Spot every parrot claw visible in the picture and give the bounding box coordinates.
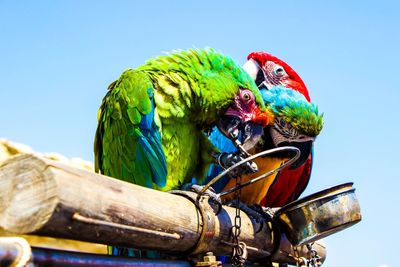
[216,152,259,176]
[183,183,222,213]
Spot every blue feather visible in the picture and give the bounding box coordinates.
[260,86,319,115]
[137,98,167,187]
[206,128,238,191]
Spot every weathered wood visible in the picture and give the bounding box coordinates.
[0,154,202,253]
[0,154,325,264]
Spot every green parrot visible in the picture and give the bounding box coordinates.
[94,48,272,195]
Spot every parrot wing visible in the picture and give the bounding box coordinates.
[94,69,167,188]
[288,151,313,202]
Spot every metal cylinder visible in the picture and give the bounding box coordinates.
[30,247,191,267]
[0,237,32,267]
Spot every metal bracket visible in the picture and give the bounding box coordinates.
[169,190,218,256]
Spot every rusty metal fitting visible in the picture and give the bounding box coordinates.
[196,252,222,267]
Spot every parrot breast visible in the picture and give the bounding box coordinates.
[221,157,285,205]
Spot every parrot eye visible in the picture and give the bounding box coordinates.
[242,92,252,102]
[274,65,286,76]
[276,117,286,128]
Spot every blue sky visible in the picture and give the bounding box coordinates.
[0,1,399,266]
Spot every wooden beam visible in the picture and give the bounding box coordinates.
[0,154,325,264]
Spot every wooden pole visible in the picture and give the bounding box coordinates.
[0,154,325,264]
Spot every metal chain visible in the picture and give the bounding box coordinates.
[293,243,322,267]
[306,243,322,267]
[231,175,247,267]
[293,245,302,267]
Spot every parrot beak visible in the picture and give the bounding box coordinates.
[217,116,264,153]
[279,140,313,169]
[241,121,264,151]
[268,123,316,169]
[242,58,272,90]
[217,115,241,140]
[242,58,261,81]
[292,141,313,168]
[242,59,270,89]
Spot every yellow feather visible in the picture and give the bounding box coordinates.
[221,157,286,205]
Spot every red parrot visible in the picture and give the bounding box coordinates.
[243,51,317,207]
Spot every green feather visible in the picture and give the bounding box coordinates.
[261,86,323,136]
[95,48,267,192]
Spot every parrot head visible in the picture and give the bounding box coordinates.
[244,51,310,101]
[218,88,272,152]
[260,86,323,168]
[242,52,321,168]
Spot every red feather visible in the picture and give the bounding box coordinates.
[260,154,313,207]
[247,52,311,102]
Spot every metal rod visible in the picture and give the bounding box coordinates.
[199,146,300,197]
[233,139,251,157]
[221,147,299,196]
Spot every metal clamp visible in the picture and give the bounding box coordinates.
[169,190,218,256]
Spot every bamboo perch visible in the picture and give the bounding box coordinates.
[0,154,325,264]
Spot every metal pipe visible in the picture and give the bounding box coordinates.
[30,247,191,267]
[0,237,32,267]
[0,243,191,267]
